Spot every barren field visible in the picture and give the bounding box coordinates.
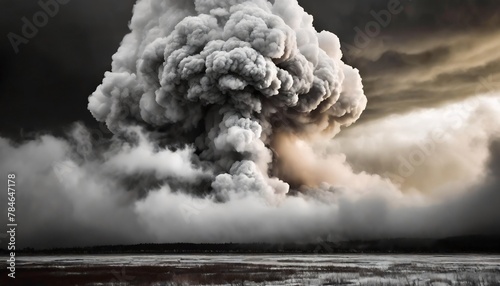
[2,254,500,285]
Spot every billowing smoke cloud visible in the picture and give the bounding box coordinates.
[304,0,500,122]
[1,0,500,249]
[88,0,367,195]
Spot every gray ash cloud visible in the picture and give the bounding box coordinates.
[88,0,367,196]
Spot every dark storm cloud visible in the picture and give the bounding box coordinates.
[298,0,500,121]
[299,0,500,39]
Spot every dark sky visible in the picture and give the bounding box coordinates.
[0,0,135,137]
[1,0,500,137]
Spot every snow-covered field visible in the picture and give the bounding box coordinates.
[12,254,500,285]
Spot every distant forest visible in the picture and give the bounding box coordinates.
[3,235,500,255]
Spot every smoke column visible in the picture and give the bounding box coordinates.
[2,0,500,249]
[88,0,367,199]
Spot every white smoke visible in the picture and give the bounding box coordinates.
[88,0,367,199]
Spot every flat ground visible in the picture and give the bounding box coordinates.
[1,254,500,285]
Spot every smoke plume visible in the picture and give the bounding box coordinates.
[1,0,500,249]
[88,0,367,195]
